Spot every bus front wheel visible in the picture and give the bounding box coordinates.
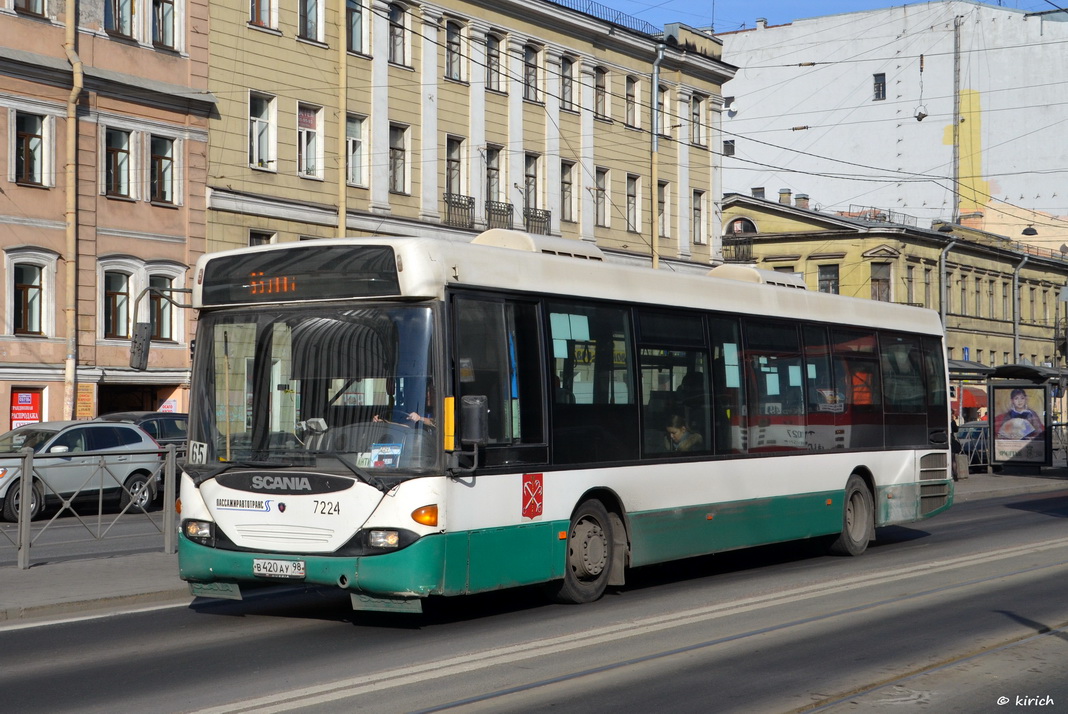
[551,499,615,604]
[829,475,874,556]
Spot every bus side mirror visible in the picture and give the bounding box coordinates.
[460,395,489,446]
[130,322,153,371]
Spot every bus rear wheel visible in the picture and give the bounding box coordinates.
[829,475,873,556]
[551,499,615,604]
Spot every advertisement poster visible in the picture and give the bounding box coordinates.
[991,386,1047,464]
[10,390,42,428]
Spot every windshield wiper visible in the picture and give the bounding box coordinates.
[186,460,295,485]
[328,451,390,493]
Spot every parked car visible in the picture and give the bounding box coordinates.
[0,421,162,522]
[95,411,188,450]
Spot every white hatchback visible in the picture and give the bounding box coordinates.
[0,420,162,522]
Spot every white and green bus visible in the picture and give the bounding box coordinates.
[176,230,953,612]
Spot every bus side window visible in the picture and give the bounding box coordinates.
[742,319,806,453]
[832,328,884,449]
[708,316,744,455]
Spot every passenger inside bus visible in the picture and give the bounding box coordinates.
[665,414,704,452]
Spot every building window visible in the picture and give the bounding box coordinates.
[723,139,736,157]
[524,45,540,102]
[345,0,364,53]
[13,264,42,335]
[594,67,608,118]
[626,175,639,232]
[560,160,575,223]
[625,76,638,127]
[153,0,176,48]
[692,189,706,245]
[104,271,131,339]
[873,73,886,101]
[297,104,323,179]
[106,0,134,37]
[389,123,407,193]
[523,154,538,210]
[149,135,175,204]
[346,114,365,185]
[14,112,47,186]
[819,264,840,294]
[871,262,891,302]
[906,265,915,304]
[446,137,464,196]
[149,275,174,341]
[657,181,670,239]
[560,57,575,111]
[15,0,45,16]
[249,230,274,246]
[486,35,503,92]
[1003,282,1010,319]
[249,93,276,169]
[691,95,706,145]
[595,167,608,227]
[656,85,667,136]
[299,0,321,41]
[444,21,464,81]
[104,128,131,197]
[924,268,932,308]
[250,0,274,27]
[485,145,501,201]
[388,4,407,65]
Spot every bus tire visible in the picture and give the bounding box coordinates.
[550,499,615,604]
[829,475,873,557]
[2,479,43,522]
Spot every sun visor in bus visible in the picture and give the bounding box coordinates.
[707,264,807,289]
[471,229,605,261]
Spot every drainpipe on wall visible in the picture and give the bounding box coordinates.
[650,43,665,270]
[1014,255,1029,362]
[63,0,84,420]
[938,239,958,327]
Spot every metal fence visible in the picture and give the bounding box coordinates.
[4,445,179,569]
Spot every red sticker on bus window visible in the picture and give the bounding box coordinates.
[523,473,543,520]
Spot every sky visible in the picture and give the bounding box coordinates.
[601,0,1061,32]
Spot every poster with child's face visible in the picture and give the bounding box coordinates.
[991,386,1046,464]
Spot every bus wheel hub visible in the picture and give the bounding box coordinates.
[573,521,607,578]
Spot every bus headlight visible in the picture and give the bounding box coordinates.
[368,530,400,548]
[183,519,214,545]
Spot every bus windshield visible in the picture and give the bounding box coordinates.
[186,304,438,480]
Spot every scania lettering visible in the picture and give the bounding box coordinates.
[173,231,953,614]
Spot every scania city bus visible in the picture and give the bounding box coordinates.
[173,230,953,612]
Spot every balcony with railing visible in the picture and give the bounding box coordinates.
[523,207,551,235]
[486,201,514,230]
[443,193,475,229]
[721,235,754,263]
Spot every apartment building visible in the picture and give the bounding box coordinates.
[205,0,735,269]
[0,0,211,429]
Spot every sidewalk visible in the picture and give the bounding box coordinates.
[2,468,1066,625]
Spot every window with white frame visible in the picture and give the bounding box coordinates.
[656,85,668,137]
[594,167,608,227]
[249,92,276,169]
[560,160,575,222]
[297,104,323,179]
[149,135,176,204]
[104,127,132,197]
[388,4,408,66]
[298,0,322,42]
[485,145,502,201]
[388,123,408,193]
[445,21,464,81]
[5,249,57,337]
[626,174,639,232]
[523,154,538,210]
[153,0,176,49]
[625,76,638,127]
[347,0,365,53]
[106,0,134,38]
[594,67,608,119]
[13,111,53,187]
[249,230,274,246]
[560,56,575,111]
[692,189,706,245]
[691,94,706,145]
[486,35,503,92]
[346,114,366,185]
[15,0,46,16]
[149,274,174,341]
[523,44,540,102]
[446,136,464,196]
[250,0,275,28]
[658,181,670,238]
[103,270,131,339]
[723,139,735,157]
